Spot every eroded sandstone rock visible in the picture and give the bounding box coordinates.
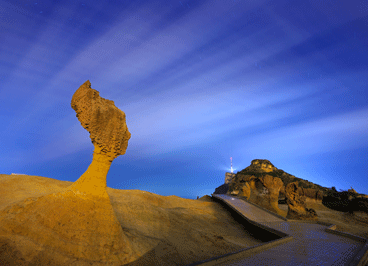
[68,80,131,198]
[246,159,277,173]
[0,80,138,265]
[230,174,284,216]
[247,175,284,215]
[285,182,317,220]
[304,188,324,201]
[238,182,251,199]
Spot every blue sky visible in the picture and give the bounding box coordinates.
[1,0,368,199]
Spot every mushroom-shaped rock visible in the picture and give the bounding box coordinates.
[0,81,140,265]
[67,80,131,198]
[285,182,318,220]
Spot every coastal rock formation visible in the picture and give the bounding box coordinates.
[348,187,358,194]
[225,172,235,184]
[216,159,329,201]
[304,188,324,201]
[285,182,318,220]
[245,159,277,173]
[68,80,131,198]
[279,185,286,199]
[238,182,251,199]
[0,174,264,266]
[229,173,284,216]
[0,80,139,265]
[246,175,284,215]
[214,183,229,194]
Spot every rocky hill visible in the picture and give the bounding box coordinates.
[216,159,331,200]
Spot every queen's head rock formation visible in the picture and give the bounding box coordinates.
[67,80,131,199]
[0,80,141,265]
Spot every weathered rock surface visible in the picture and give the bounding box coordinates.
[216,159,329,203]
[0,81,137,265]
[225,172,235,184]
[244,159,277,173]
[304,188,324,201]
[238,182,251,199]
[246,175,284,216]
[228,173,284,216]
[285,182,318,220]
[68,80,131,198]
[0,175,263,266]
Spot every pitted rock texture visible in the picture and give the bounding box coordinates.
[71,80,131,161]
[285,182,318,220]
[0,81,137,265]
[68,80,131,199]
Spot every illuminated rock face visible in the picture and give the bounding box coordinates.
[68,80,131,198]
[285,182,318,220]
[230,174,284,216]
[225,172,235,184]
[0,81,138,265]
[248,159,276,173]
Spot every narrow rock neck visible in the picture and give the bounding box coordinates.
[68,151,113,199]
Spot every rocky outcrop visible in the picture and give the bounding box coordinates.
[238,182,250,199]
[285,182,317,220]
[228,173,284,216]
[214,183,229,194]
[68,80,131,198]
[304,188,324,201]
[323,188,368,214]
[348,187,358,194]
[244,159,277,173]
[225,172,235,184]
[0,80,139,265]
[246,175,284,215]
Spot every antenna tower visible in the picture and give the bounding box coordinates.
[230,157,233,173]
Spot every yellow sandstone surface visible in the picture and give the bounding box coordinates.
[0,81,262,265]
[0,174,263,266]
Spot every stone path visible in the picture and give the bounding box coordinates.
[189,194,368,266]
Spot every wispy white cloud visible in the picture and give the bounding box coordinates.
[239,107,368,158]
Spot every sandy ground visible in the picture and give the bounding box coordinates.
[0,174,263,266]
[278,198,368,239]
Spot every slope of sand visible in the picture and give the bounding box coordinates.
[0,174,263,266]
[278,198,368,239]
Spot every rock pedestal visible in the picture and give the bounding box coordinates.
[0,80,138,265]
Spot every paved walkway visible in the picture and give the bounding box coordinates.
[192,194,368,266]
